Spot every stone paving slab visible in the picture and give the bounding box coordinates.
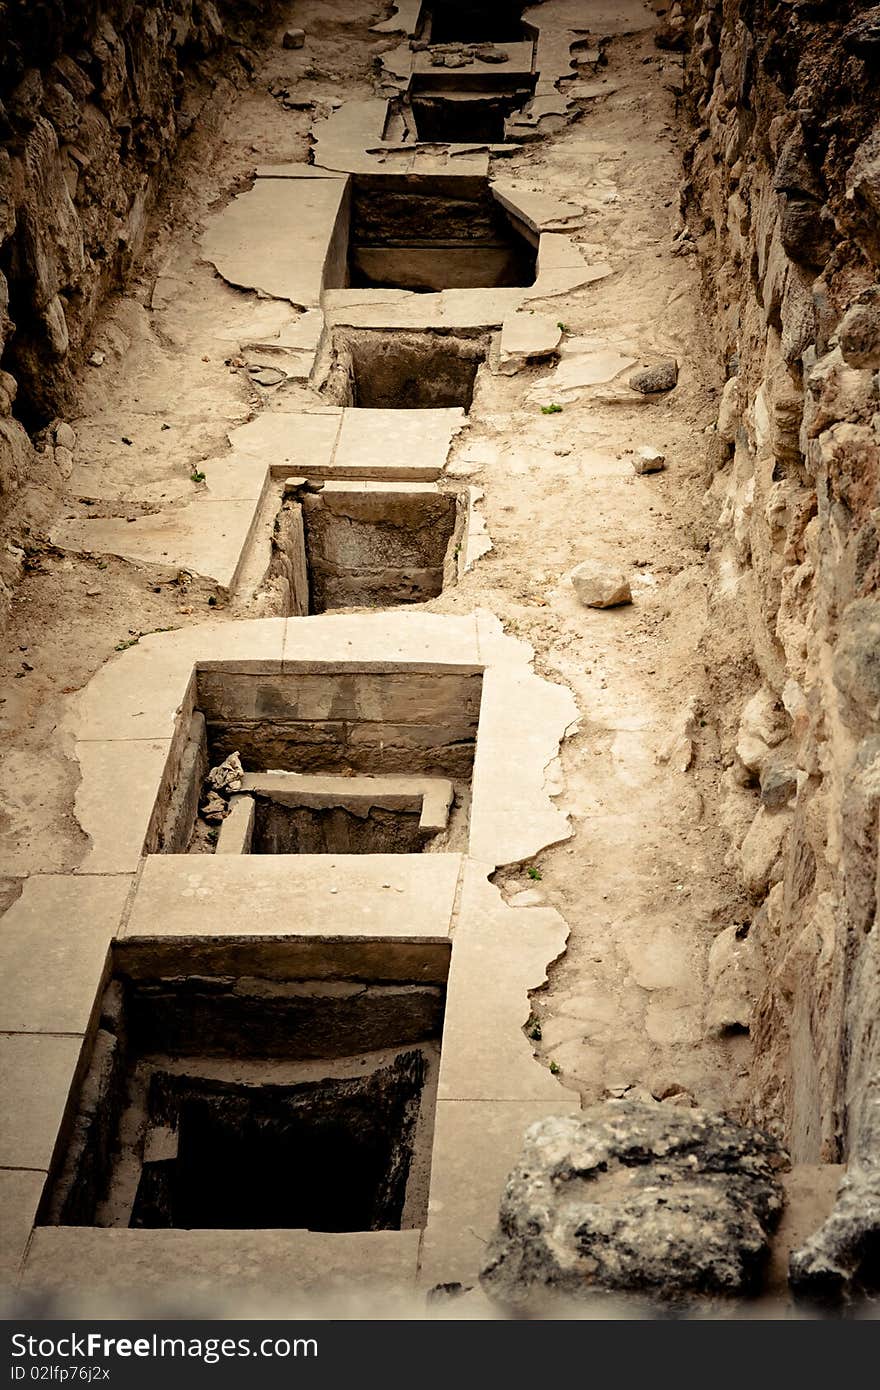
[420,1100,569,1289]
[491,181,584,234]
[123,853,464,942]
[437,866,569,1103]
[229,408,462,482]
[51,495,265,593]
[0,876,130,1034]
[0,1034,85,1171]
[201,176,349,307]
[74,740,173,875]
[21,1228,420,1299]
[70,618,285,741]
[0,1171,45,1288]
[281,610,481,671]
[333,408,465,480]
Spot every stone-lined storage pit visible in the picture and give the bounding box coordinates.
[265,482,466,614]
[215,773,455,855]
[152,665,482,856]
[408,77,537,144]
[321,330,489,411]
[42,940,447,1233]
[423,1,529,45]
[346,174,536,291]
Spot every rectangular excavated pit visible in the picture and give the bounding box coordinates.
[409,85,535,144]
[322,330,488,410]
[425,1,528,44]
[344,174,536,291]
[266,483,465,614]
[42,941,448,1233]
[152,666,482,856]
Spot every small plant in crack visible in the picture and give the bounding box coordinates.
[540,403,564,415]
[190,469,206,484]
[526,1013,542,1042]
[114,634,141,651]
[549,1060,561,1076]
[527,866,543,881]
[556,322,569,333]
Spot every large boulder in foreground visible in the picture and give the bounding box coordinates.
[480,1102,789,1309]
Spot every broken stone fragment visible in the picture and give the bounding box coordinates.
[706,924,764,1035]
[498,313,563,373]
[53,421,76,451]
[837,297,880,370]
[205,751,244,796]
[249,366,287,387]
[759,760,798,810]
[740,804,791,900]
[200,791,229,823]
[633,445,666,474]
[735,685,789,779]
[480,1102,788,1309]
[629,359,679,394]
[473,45,509,64]
[571,562,632,608]
[657,695,699,771]
[282,28,305,49]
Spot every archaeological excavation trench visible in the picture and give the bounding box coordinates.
[0,0,879,1324]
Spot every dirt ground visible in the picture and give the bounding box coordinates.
[0,3,753,1116]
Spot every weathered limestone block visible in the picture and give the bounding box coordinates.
[480,1103,788,1308]
[838,296,880,370]
[706,924,765,1035]
[736,685,789,778]
[571,563,632,609]
[741,804,791,900]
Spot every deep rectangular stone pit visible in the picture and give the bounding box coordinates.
[424,1,529,44]
[265,483,465,614]
[152,666,482,856]
[344,174,536,291]
[41,941,448,1234]
[408,81,536,144]
[322,329,488,410]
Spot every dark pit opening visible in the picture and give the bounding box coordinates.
[131,1054,426,1232]
[324,330,488,410]
[43,945,448,1234]
[266,484,464,615]
[149,667,482,856]
[426,1,528,44]
[250,799,428,854]
[347,174,536,291]
[410,88,532,144]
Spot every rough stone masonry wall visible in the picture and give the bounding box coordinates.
[678,0,880,1289]
[0,0,279,622]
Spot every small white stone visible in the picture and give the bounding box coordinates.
[633,446,666,474]
[571,562,632,609]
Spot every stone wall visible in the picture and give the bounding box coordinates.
[0,0,278,622]
[679,0,880,1291]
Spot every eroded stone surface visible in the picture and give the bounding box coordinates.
[480,1102,789,1308]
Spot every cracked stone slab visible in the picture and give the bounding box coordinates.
[528,339,636,401]
[493,182,584,233]
[201,176,348,307]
